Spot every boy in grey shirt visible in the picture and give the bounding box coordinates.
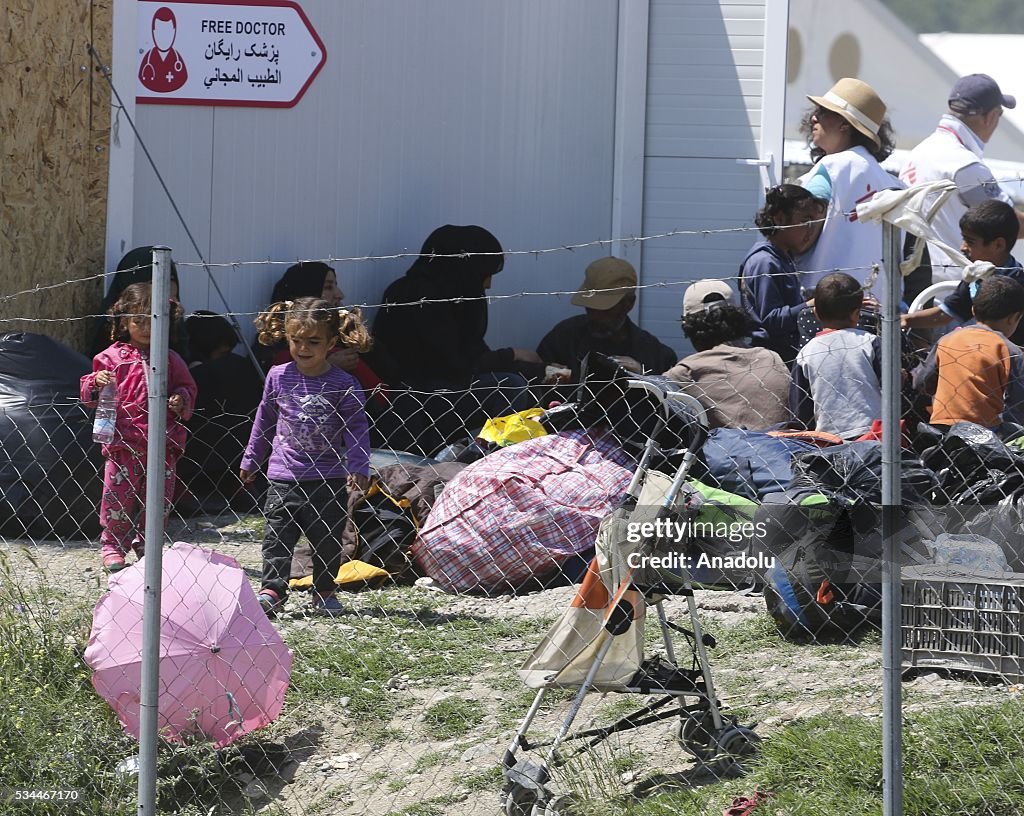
[791,273,883,439]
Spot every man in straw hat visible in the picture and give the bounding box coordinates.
[900,73,1024,283]
[536,256,677,381]
[795,77,902,305]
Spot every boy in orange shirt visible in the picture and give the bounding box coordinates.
[912,275,1024,431]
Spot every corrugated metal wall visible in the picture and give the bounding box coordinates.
[131,0,620,349]
[640,0,768,350]
[2,0,111,352]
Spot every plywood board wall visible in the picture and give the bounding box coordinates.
[1,0,111,354]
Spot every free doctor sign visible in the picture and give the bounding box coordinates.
[136,0,326,107]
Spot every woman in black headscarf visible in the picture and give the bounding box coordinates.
[373,225,542,453]
[374,224,542,388]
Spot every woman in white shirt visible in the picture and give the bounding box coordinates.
[796,77,902,305]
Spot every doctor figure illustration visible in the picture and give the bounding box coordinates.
[139,7,188,93]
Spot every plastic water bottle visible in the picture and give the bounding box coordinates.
[931,533,1010,574]
[92,382,118,444]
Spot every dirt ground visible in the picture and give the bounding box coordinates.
[3,516,1015,816]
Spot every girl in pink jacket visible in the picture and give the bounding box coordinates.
[81,283,197,572]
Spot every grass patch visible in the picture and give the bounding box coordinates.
[216,512,267,536]
[698,612,792,657]
[285,628,404,722]
[598,697,654,727]
[0,552,137,815]
[304,784,354,815]
[386,795,460,816]
[496,687,541,731]
[462,765,503,792]
[422,698,485,740]
[571,700,1024,816]
[608,749,645,775]
[412,749,451,772]
[400,616,551,682]
[283,611,547,737]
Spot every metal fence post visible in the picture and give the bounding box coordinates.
[881,223,904,816]
[137,246,172,816]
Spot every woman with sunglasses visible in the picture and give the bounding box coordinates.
[796,78,902,305]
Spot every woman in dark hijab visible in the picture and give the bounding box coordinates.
[373,224,542,389]
[269,261,343,306]
[372,225,542,453]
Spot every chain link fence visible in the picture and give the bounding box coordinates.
[2,247,1024,816]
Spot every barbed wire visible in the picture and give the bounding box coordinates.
[172,219,831,270]
[3,259,1014,327]
[0,220,820,308]
[0,269,128,307]
[0,263,900,326]
[3,178,1020,312]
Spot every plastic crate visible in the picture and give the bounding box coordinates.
[901,565,1024,682]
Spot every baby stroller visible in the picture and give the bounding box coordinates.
[500,357,760,816]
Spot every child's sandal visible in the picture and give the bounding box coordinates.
[257,590,284,618]
[103,554,127,573]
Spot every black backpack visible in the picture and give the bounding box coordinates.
[756,489,882,641]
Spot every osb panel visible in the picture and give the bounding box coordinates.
[0,0,111,354]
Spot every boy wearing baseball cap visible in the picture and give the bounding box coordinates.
[666,279,790,429]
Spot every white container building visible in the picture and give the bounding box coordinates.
[106,0,789,355]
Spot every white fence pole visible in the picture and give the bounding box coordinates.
[137,246,172,816]
[881,223,904,816]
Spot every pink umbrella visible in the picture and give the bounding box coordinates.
[85,541,293,749]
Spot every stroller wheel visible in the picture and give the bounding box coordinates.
[501,782,539,816]
[715,725,761,775]
[676,710,717,760]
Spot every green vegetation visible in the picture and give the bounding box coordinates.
[4,542,1023,815]
[0,551,274,816]
[0,555,137,815]
[421,698,485,740]
[565,703,1024,816]
[881,0,1024,33]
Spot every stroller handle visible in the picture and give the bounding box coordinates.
[624,380,709,429]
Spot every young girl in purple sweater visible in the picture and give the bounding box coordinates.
[241,298,372,617]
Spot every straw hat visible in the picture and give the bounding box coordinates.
[807,77,886,150]
[571,257,637,310]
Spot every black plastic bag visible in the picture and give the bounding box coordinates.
[0,332,102,537]
[791,441,938,506]
[756,488,880,641]
[920,422,1024,503]
[575,352,707,454]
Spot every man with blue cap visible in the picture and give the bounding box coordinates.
[900,73,1024,283]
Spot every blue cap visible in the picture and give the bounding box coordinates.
[949,74,1016,115]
